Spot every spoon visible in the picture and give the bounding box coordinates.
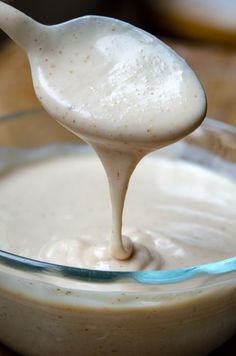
[0,1,207,262]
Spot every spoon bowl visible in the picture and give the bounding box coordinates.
[0,1,206,150]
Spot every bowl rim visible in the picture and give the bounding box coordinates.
[0,112,235,285]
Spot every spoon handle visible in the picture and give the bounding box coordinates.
[0,1,41,49]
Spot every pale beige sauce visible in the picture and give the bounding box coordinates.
[0,4,236,356]
[0,2,206,263]
[1,152,235,272]
[29,17,206,263]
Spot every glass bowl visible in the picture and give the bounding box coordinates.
[0,109,235,356]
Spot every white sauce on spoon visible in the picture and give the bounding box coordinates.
[0,2,206,266]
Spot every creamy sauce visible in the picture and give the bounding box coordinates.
[1,4,236,356]
[29,18,206,261]
[1,149,235,272]
[0,2,206,263]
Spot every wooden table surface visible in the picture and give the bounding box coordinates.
[0,39,235,355]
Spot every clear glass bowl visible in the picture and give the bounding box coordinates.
[0,109,235,356]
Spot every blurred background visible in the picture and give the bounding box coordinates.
[0,0,236,127]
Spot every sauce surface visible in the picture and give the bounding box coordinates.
[1,149,235,272]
